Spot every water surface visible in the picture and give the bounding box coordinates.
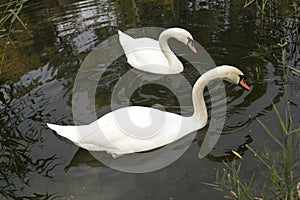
[0,0,299,199]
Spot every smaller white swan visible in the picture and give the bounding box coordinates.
[118,28,197,74]
[47,65,250,156]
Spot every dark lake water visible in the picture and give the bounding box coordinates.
[0,0,299,199]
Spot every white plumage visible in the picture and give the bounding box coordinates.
[118,28,197,74]
[47,65,250,156]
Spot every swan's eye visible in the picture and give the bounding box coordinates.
[238,75,250,91]
[187,37,197,53]
[238,75,246,80]
[187,37,193,45]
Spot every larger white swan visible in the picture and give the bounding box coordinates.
[118,28,197,74]
[47,65,250,156]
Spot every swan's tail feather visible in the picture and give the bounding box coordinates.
[118,30,134,47]
[47,123,80,144]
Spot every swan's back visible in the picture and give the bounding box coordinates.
[118,30,170,73]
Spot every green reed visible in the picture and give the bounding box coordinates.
[214,103,300,199]
[243,0,270,16]
[0,0,30,68]
[214,160,256,199]
[252,103,299,199]
[212,1,300,199]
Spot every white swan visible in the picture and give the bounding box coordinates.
[47,65,250,156]
[118,28,197,74]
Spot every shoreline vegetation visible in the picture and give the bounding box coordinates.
[0,0,30,70]
[210,0,300,199]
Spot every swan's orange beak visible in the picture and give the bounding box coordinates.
[239,78,250,91]
[188,40,197,53]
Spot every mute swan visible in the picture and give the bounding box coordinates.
[47,65,250,156]
[118,28,197,74]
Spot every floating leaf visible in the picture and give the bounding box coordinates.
[232,150,243,160]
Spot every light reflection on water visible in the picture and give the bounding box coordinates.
[0,0,299,199]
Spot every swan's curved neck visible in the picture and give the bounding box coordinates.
[191,68,221,127]
[159,29,183,72]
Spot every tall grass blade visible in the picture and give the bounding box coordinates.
[272,102,288,135]
[8,7,30,33]
[0,12,12,24]
[257,119,286,151]
[288,127,300,135]
[246,144,271,169]
[243,0,255,8]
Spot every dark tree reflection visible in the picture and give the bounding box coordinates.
[0,68,60,199]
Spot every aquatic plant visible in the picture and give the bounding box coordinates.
[0,0,30,68]
[214,101,300,199]
[243,0,282,17]
[211,0,300,199]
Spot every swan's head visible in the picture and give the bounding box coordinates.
[217,65,250,91]
[164,28,197,53]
